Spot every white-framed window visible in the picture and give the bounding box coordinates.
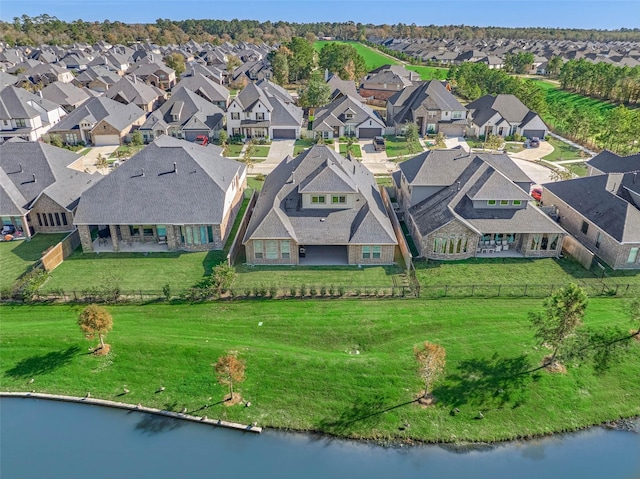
[513,200,522,206]
[256,112,265,121]
[362,245,371,259]
[628,247,639,264]
[266,240,278,259]
[595,232,602,249]
[311,195,325,204]
[500,200,509,205]
[452,111,464,119]
[487,200,497,206]
[281,240,290,259]
[372,245,381,259]
[254,240,263,259]
[231,112,240,120]
[332,195,346,204]
[15,119,26,127]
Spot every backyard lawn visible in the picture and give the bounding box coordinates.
[0,234,68,290]
[385,135,423,159]
[2,298,638,442]
[109,145,145,158]
[338,143,362,157]
[293,139,315,156]
[406,65,448,80]
[543,137,585,162]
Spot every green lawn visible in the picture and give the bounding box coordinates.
[375,175,393,187]
[543,137,585,162]
[503,142,525,153]
[109,145,146,159]
[385,136,423,159]
[1,299,638,442]
[252,145,270,158]
[294,139,315,156]
[566,162,589,177]
[247,176,265,191]
[406,65,449,80]
[338,143,362,157]
[226,144,244,157]
[0,234,69,290]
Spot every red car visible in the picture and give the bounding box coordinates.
[195,135,209,146]
[531,187,542,202]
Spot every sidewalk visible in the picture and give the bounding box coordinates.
[547,132,596,158]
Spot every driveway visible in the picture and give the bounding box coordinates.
[444,136,470,151]
[358,139,399,175]
[80,145,119,174]
[510,140,554,161]
[510,157,556,186]
[250,139,294,175]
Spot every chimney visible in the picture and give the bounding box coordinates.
[173,162,177,173]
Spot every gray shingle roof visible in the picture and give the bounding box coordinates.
[243,145,397,245]
[74,136,246,226]
[587,150,640,174]
[466,94,544,128]
[0,139,97,213]
[40,81,91,109]
[51,96,145,133]
[0,86,62,121]
[173,73,230,104]
[388,80,465,125]
[312,95,384,133]
[141,87,223,131]
[105,76,164,106]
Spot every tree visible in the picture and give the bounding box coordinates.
[286,37,315,82]
[78,304,113,353]
[318,43,367,82]
[298,72,331,108]
[530,283,588,367]
[130,130,143,146]
[218,130,230,156]
[404,121,419,145]
[242,139,257,171]
[414,341,446,398]
[272,51,289,86]
[434,132,446,148]
[95,153,108,173]
[164,52,185,77]
[47,134,63,148]
[209,262,236,297]
[226,54,241,74]
[214,353,245,400]
[547,56,563,78]
[484,133,504,150]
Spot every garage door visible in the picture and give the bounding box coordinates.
[272,129,296,139]
[93,134,121,146]
[522,130,546,139]
[358,128,382,139]
[439,124,465,137]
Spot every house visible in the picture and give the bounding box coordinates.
[40,81,92,112]
[74,136,246,253]
[0,86,67,142]
[360,65,418,101]
[312,95,386,140]
[226,82,303,140]
[49,96,146,146]
[476,55,505,69]
[105,75,166,112]
[139,87,225,143]
[0,139,98,238]
[541,151,640,270]
[243,145,398,265]
[586,150,640,177]
[127,62,177,91]
[230,59,273,86]
[72,65,121,93]
[24,63,75,85]
[326,73,366,103]
[466,94,548,139]
[395,147,566,260]
[173,73,230,109]
[386,80,467,137]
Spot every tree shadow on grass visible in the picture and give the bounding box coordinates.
[317,395,418,436]
[5,346,80,379]
[432,353,540,410]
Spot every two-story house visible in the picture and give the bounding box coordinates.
[105,75,166,113]
[226,82,303,140]
[243,145,398,265]
[0,86,67,142]
[386,80,467,137]
[395,147,566,260]
[312,95,386,140]
[127,62,177,91]
[173,73,230,110]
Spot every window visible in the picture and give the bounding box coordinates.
[452,111,464,119]
[433,237,443,254]
[549,234,559,250]
[15,119,26,127]
[500,200,509,205]
[207,226,214,243]
[487,200,497,206]
[254,240,263,259]
[54,213,61,226]
[37,213,43,227]
[281,241,290,259]
[231,112,240,120]
[256,112,264,121]
[266,240,278,259]
[530,234,541,250]
[143,226,154,237]
[42,214,48,227]
[156,225,167,237]
[311,195,325,204]
[627,247,639,264]
[332,196,346,204]
[232,128,240,136]
[322,131,330,139]
[513,200,522,206]
[595,232,602,249]
[48,214,54,227]
[581,221,589,235]
[362,245,371,259]
[372,246,381,259]
[129,225,140,236]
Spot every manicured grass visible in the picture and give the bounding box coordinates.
[384,135,423,159]
[543,137,585,162]
[0,234,69,290]
[314,40,398,70]
[375,175,393,187]
[109,145,145,158]
[338,143,362,157]
[252,145,270,158]
[293,139,315,156]
[226,144,244,157]
[234,264,403,290]
[406,65,448,80]
[503,142,525,153]
[1,299,638,442]
[247,176,265,191]
[567,162,589,177]
[78,148,91,155]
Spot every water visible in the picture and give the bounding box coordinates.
[1,398,639,479]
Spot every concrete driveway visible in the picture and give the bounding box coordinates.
[250,139,294,175]
[444,136,470,151]
[510,140,554,161]
[511,157,556,186]
[358,139,399,174]
[79,145,120,174]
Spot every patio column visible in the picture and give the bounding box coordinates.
[22,213,32,239]
[78,225,93,253]
[109,224,120,252]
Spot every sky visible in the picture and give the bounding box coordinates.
[1,0,639,30]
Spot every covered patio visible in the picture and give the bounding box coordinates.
[91,236,169,253]
[298,245,348,265]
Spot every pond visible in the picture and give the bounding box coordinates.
[1,398,638,479]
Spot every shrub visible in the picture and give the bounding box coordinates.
[289,286,297,297]
[269,284,278,298]
[328,285,335,296]
[320,286,327,296]
[338,286,345,297]
[299,284,307,297]
[309,286,318,297]
[255,173,266,181]
[162,284,171,301]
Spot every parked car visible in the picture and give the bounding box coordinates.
[373,136,386,151]
[195,135,209,146]
[531,187,542,202]
[529,137,540,148]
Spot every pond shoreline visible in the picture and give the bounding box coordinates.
[3,391,636,449]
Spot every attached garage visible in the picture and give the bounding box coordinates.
[93,134,121,146]
[358,127,383,139]
[439,124,465,137]
[522,129,546,139]
[272,129,297,139]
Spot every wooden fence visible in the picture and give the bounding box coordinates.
[562,236,595,270]
[226,191,257,266]
[381,186,413,271]
[40,229,81,272]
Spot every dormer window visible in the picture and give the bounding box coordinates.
[15,119,26,127]
[311,195,325,204]
[332,195,346,204]
[487,200,496,205]
[345,112,353,120]
[500,200,509,205]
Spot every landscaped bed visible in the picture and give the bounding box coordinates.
[338,143,362,157]
[1,298,638,443]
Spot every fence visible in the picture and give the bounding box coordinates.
[226,191,257,266]
[562,236,595,270]
[380,186,413,271]
[40,230,81,272]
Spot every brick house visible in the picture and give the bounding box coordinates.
[243,145,397,265]
[74,136,246,253]
[395,147,566,260]
[312,95,386,140]
[0,139,98,238]
[466,94,548,139]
